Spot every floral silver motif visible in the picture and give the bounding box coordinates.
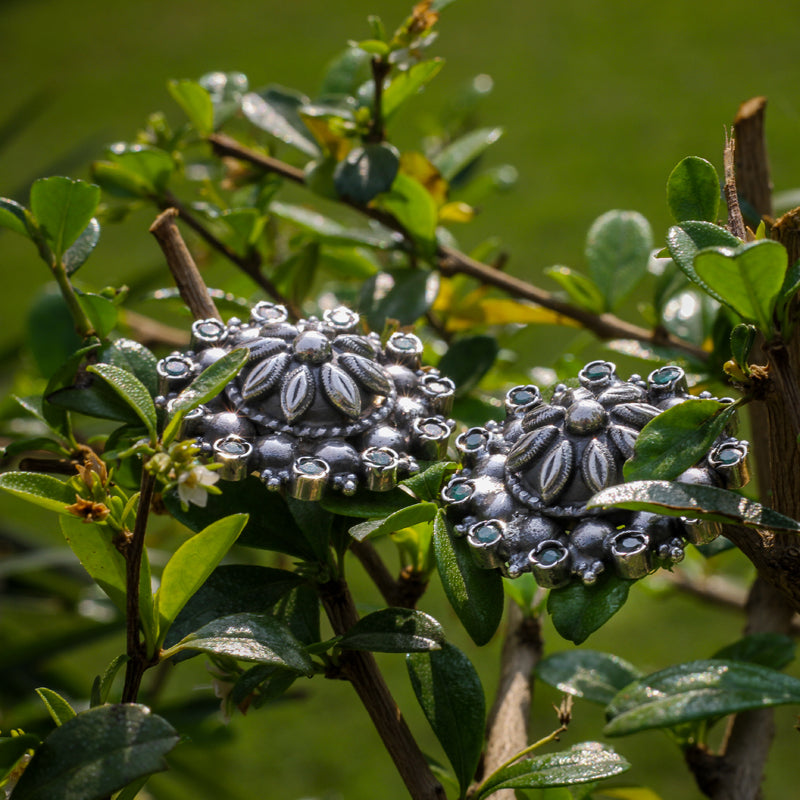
[156,302,456,499]
[443,360,750,587]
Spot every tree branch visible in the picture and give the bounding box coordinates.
[733,97,772,223]
[318,578,445,800]
[350,539,428,608]
[208,133,709,363]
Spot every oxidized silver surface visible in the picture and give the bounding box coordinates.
[156,303,455,500]
[442,360,749,587]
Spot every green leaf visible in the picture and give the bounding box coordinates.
[91,653,129,707]
[78,292,118,339]
[360,268,439,330]
[35,688,76,727]
[401,460,457,502]
[666,221,741,302]
[779,257,800,305]
[694,240,787,333]
[162,347,248,443]
[10,704,178,800]
[29,177,100,262]
[373,172,438,251]
[0,472,75,514]
[320,486,415,518]
[91,162,153,199]
[339,608,444,652]
[27,288,84,379]
[605,659,800,736]
[155,513,248,647]
[0,197,32,238]
[1,436,69,460]
[241,87,320,157]
[438,336,498,395]
[407,643,485,794]
[273,241,319,307]
[433,126,504,181]
[354,38,391,56]
[623,399,738,482]
[730,323,757,371]
[433,510,503,645]
[0,734,40,774]
[164,612,313,675]
[286,497,333,562]
[47,382,143,428]
[349,502,437,542]
[587,480,800,532]
[98,338,159,397]
[168,79,214,135]
[475,742,630,799]
[547,573,632,645]
[545,266,605,313]
[320,47,371,95]
[382,59,444,121]
[585,210,652,311]
[164,565,303,649]
[63,218,100,274]
[164,476,318,560]
[334,142,400,205]
[666,156,720,223]
[536,650,642,705]
[87,363,157,442]
[105,144,174,196]
[711,633,796,671]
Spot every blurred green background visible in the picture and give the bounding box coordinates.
[2,0,800,798]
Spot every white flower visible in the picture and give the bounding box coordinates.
[177,465,219,507]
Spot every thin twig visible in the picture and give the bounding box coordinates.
[366,57,392,143]
[149,208,222,322]
[723,131,747,240]
[208,133,709,363]
[121,309,190,348]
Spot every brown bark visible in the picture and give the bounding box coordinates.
[733,97,772,222]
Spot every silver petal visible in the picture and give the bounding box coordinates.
[281,365,315,422]
[506,425,561,472]
[581,438,615,494]
[339,353,392,395]
[241,352,292,401]
[607,424,640,459]
[597,383,646,406]
[521,405,566,432]
[537,439,574,503]
[333,334,377,358]
[321,362,362,418]
[609,402,660,429]
[242,336,288,362]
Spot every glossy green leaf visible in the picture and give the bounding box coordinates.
[320,245,381,279]
[221,208,266,251]
[1,436,69,459]
[349,502,437,542]
[666,221,741,302]
[320,47,371,95]
[87,363,157,442]
[694,240,787,333]
[711,633,796,671]
[585,210,652,311]
[164,476,318,560]
[623,399,738,482]
[334,142,400,205]
[286,497,333,562]
[360,268,439,330]
[476,742,630,799]
[355,38,391,56]
[164,612,313,675]
[407,643,485,794]
[155,513,248,646]
[779,257,800,305]
[35,688,76,727]
[164,565,303,649]
[401,460,457,502]
[273,242,319,308]
[29,177,100,261]
[105,144,174,196]
[47,382,143,427]
[373,172,438,251]
[78,292,118,339]
[98,338,159,397]
[730,323,757,370]
[168,79,214,135]
[0,471,75,514]
[588,480,800,532]
[241,87,320,157]
[536,650,642,705]
[91,161,153,199]
[320,486,415,518]
[0,733,40,774]
[60,515,156,651]
[90,653,129,707]
[63,218,100,274]
[113,777,150,800]
[162,347,248,443]
[26,288,84,379]
[10,704,178,800]
[0,197,32,238]
[605,659,800,736]
[433,126,504,181]
[438,335,498,395]
[433,510,503,645]
[339,608,444,653]
[666,156,720,223]
[274,584,321,645]
[547,573,632,645]
[545,266,605,313]
[382,59,444,121]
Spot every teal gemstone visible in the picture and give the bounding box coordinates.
[299,460,325,475]
[473,522,501,544]
[537,546,565,566]
[653,366,682,385]
[366,450,393,467]
[423,422,447,437]
[220,439,249,456]
[464,431,486,449]
[717,446,741,465]
[165,359,188,376]
[198,321,222,336]
[512,389,537,405]
[446,482,473,502]
[394,335,417,351]
[617,534,644,554]
[585,362,612,380]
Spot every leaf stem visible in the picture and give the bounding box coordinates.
[121,469,156,704]
[51,261,95,339]
[367,57,391,144]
